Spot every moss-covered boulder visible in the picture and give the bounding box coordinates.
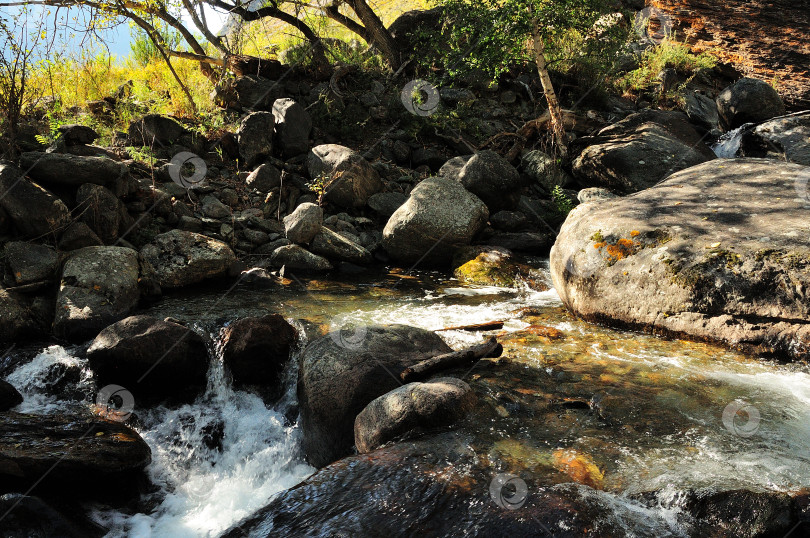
[453,246,549,291]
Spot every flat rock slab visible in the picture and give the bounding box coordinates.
[0,412,151,496]
[551,158,810,360]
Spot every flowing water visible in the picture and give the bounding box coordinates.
[711,123,755,158]
[2,261,810,536]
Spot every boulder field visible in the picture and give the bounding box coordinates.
[551,158,810,360]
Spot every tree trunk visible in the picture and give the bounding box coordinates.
[530,18,568,156]
[400,337,503,382]
[344,0,402,69]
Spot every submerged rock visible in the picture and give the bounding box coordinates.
[551,158,810,360]
[382,177,488,265]
[572,110,716,193]
[86,315,209,403]
[220,314,298,399]
[140,230,237,288]
[0,412,151,497]
[355,377,476,453]
[54,246,141,341]
[0,494,93,538]
[298,324,452,467]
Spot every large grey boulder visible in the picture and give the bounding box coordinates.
[367,192,407,218]
[200,195,231,219]
[382,177,488,265]
[76,183,123,244]
[0,163,70,238]
[740,111,810,166]
[3,242,58,285]
[716,77,786,130]
[140,230,237,288]
[128,114,187,146]
[572,110,716,193]
[310,227,373,265]
[354,377,476,453]
[87,315,209,403]
[20,152,126,187]
[269,244,333,272]
[54,246,141,341]
[443,150,522,211]
[272,98,311,156]
[306,144,383,208]
[237,111,275,167]
[298,324,453,467]
[551,158,810,361]
[283,202,323,244]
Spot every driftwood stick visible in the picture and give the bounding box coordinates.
[436,320,505,332]
[400,337,503,383]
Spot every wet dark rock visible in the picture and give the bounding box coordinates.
[76,183,123,244]
[310,227,373,265]
[223,436,617,537]
[306,144,383,208]
[3,242,58,285]
[572,110,716,193]
[220,314,298,399]
[57,221,103,250]
[54,246,141,341]
[20,152,127,189]
[140,230,237,288]
[298,324,452,467]
[237,111,275,167]
[551,158,810,361]
[272,98,311,156]
[683,489,798,538]
[269,244,333,272]
[0,163,70,238]
[717,77,786,130]
[382,177,488,266]
[740,111,810,165]
[128,114,187,146]
[86,315,208,403]
[245,163,282,192]
[354,377,476,453]
[0,494,95,537]
[283,202,323,244]
[0,411,151,498]
[0,378,23,411]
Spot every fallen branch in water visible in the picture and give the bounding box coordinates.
[400,337,503,382]
[436,320,505,332]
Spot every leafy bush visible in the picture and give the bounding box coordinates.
[617,38,717,92]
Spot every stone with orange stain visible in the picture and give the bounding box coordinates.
[552,449,605,489]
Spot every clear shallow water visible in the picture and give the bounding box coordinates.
[2,262,810,536]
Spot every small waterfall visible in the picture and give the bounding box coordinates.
[711,123,754,158]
